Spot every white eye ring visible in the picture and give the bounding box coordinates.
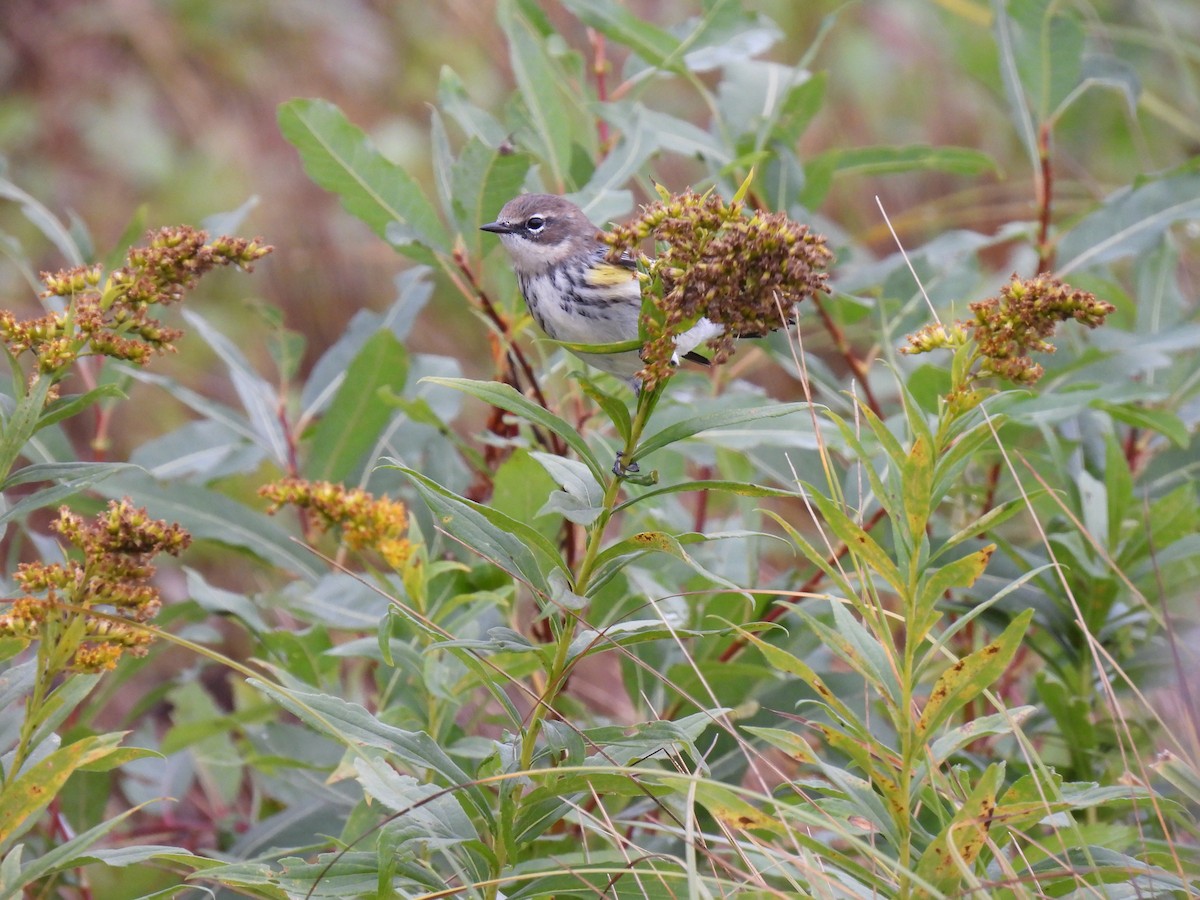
[525,216,546,233]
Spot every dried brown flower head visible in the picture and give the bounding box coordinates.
[901,273,1115,386]
[603,189,833,391]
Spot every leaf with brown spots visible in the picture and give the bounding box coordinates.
[806,490,905,594]
[0,733,148,846]
[916,608,1033,741]
[914,762,1003,893]
[901,433,934,538]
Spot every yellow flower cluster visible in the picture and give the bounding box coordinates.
[0,226,271,387]
[0,500,192,672]
[259,478,411,569]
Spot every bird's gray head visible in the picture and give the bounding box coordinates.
[480,194,599,275]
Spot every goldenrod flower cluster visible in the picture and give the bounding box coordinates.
[603,189,833,390]
[259,478,411,569]
[902,273,1115,384]
[0,500,192,672]
[0,226,271,387]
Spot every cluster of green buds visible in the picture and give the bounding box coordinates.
[0,500,191,672]
[902,273,1115,387]
[0,226,271,389]
[260,478,412,569]
[603,187,833,390]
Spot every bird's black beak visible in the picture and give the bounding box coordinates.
[480,221,513,235]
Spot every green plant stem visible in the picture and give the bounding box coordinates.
[515,382,664,774]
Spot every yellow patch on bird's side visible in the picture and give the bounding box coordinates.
[584,261,636,287]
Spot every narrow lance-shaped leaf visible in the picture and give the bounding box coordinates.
[914,763,1004,893]
[422,376,606,483]
[307,330,408,483]
[0,733,130,847]
[633,402,810,464]
[558,0,682,71]
[182,310,288,466]
[397,465,563,594]
[497,0,574,191]
[805,490,905,596]
[901,434,933,540]
[277,98,449,260]
[1057,163,1200,275]
[916,608,1034,740]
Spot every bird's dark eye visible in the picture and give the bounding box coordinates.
[525,216,546,233]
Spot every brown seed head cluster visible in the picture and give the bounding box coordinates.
[260,478,411,569]
[0,500,192,672]
[603,190,833,390]
[1,226,271,387]
[901,273,1115,385]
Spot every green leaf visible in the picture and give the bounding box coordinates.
[0,177,84,266]
[566,619,714,662]
[182,310,287,464]
[916,608,1034,740]
[927,706,1035,768]
[490,450,562,543]
[615,478,799,513]
[1098,402,1192,451]
[0,462,138,526]
[422,376,606,483]
[450,136,531,252]
[0,376,54,483]
[559,0,682,70]
[33,384,126,432]
[578,377,631,444]
[587,530,750,598]
[0,807,192,895]
[916,545,995,642]
[805,490,905,596]
[308,330,408,483]
[632,402,810,465]
[0,733,129,849]
[600,104,732,167]
[914,763,1003,893]
[353,761,478,845]
[742,725,820,765]
[248,678,493,827]
[437,66,508,146]
[900,434,933,539]
[1004,0,1086,121]
[1057,163,1200,275]
[530,451,605,526]
[498,0,575,190]
[993,0,1040,168]
[799,603,900,706]
[397,465,563,593]
[277,98,449,259]
[811,144,999,180]
[729,626,859,727]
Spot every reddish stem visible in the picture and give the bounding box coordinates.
[1034,121,1055,274]
[811,294,883,419]
[588,29,612,155]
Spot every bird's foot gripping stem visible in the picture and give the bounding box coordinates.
[612,452,658,485]
[612,452,640,477]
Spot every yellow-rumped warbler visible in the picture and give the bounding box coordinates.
[481,194,723,387]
